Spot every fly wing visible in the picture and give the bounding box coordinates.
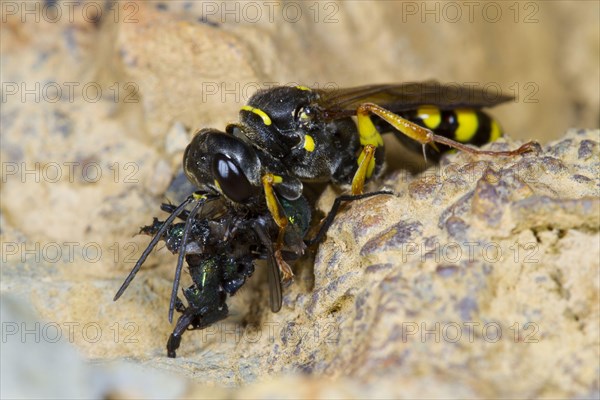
[266,251,283,313]
[251,222,283,313]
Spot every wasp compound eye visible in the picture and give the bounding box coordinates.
[211,153,255,202]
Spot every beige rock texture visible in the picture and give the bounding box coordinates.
[1,1,599,398]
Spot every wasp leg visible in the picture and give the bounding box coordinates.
[355,102,539,172]
[348,103,388,194]
[261,174,294,282]
[305,191,393,247]
[351,144,376,195]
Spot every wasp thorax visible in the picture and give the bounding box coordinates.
[239,86,319,157]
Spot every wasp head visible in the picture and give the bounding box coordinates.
[183,129,262,204]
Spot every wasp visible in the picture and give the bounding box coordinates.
[181,82,537,277]
[114,82,538,356]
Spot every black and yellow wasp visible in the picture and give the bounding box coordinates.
[114,81,537,356]
[184,81,536,274]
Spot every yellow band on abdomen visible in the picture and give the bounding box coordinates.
[417,105,441,129]
[454,109,478,143]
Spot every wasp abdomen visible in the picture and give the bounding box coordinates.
[406,106,503,147]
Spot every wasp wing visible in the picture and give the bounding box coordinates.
[313,81,514,120]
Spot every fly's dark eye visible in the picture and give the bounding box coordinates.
[211,153,255,202]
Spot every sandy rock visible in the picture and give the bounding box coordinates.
[1,1,599,398]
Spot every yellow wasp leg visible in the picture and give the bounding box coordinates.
[357,102,539,162]
[351,145,376,195]
[350,104,386,194]
[261,174,294,282]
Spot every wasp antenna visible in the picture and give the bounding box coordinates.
[168,195,211,323]
[114,196,194,302]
